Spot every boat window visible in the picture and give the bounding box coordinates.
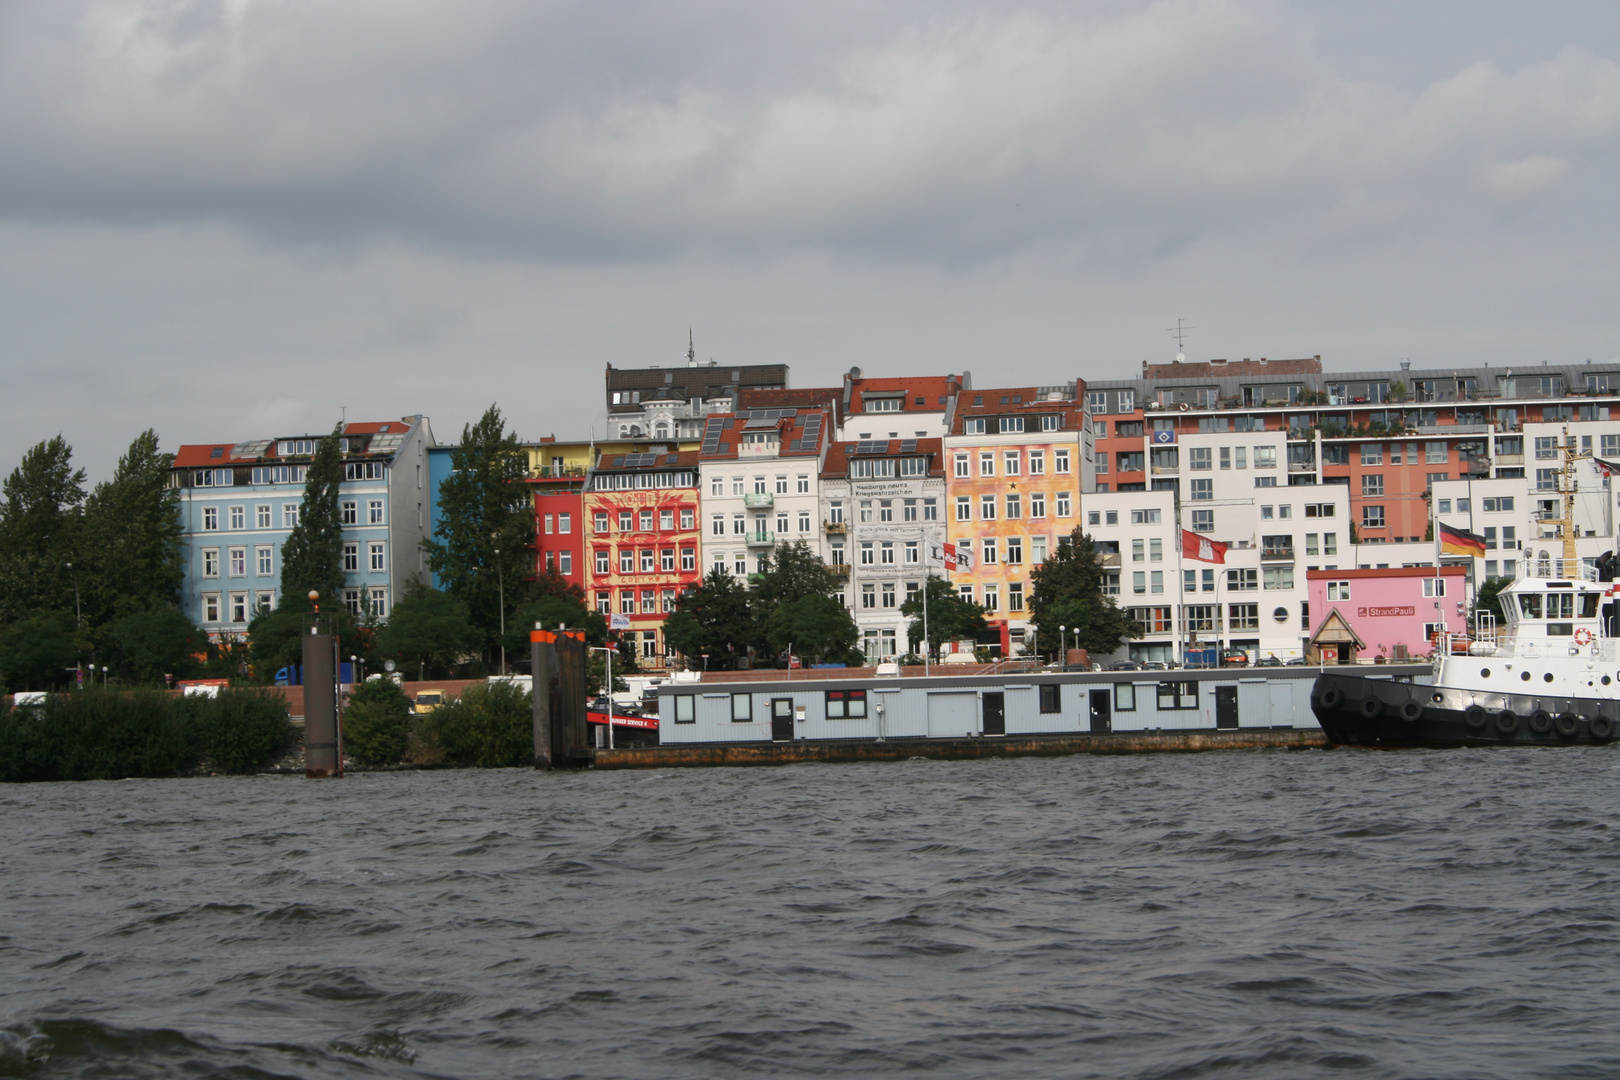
[1519,594,1541,619]
[1582,594,1600,618]
[1549,623,1574,636]
[1548,593,1575,619]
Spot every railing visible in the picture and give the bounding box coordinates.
[1098,552,1122,568]
[824,521,847,534]
[744,530,776,546]
[1260,547,1295,562]
[742,493,773,508]
[1150,465,1179,476]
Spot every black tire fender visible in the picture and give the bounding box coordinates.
[1359,697,1382,719]
[1554,712,1580,738]
[1591,716,1614,741]
[1464,705,1487,730]
[1320,687,1344,710]
[1399,700,1423,722]
[1530,710,1554,735]
[1495,710,1520,735]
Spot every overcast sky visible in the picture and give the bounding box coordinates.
[2,0,1618,478]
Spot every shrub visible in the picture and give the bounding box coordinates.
[408,681,531,768]
[0,687,192,782]
[188,688,296,774]
[342,679,412,765]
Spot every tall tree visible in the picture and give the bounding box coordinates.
[79,430,183,625]
[374,587,482,681]
[754,541,841,610]
[901,575,989,656]
[765,594,857,665]
[279,426,346,606]
[423,405,534,651]
[1028,528,1140,656]
[0,436,86,624]
[662,569,757,670]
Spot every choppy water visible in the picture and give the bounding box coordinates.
[4,750,1620,1079]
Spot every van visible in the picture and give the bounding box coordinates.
[412,689,446,714]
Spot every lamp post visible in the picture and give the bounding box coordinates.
[1059,625,1067,667]
[492,538,506,676]
[65,562,82,685]
[590,645,615,749]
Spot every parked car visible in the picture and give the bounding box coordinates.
[1139,661,1168,671]
[1254,656,1283,668]
[1109,661,1141,671]
[412,689,447,714]
[1284,657,1308,666]
[1220,650,1250,667]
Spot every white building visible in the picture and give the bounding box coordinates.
[696,408,833,580]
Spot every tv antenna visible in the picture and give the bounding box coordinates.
[1167,318,1194,362]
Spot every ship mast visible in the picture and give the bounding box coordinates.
[1545,423,1588,579]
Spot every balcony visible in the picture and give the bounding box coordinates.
[1495,453,1525,466]
[824,520,847,534]
[1149,465,1179,476]
[1260,546,1295,562]
[743,492,774,509]
[747,572,766,585]
[744,530,776,546]
[1098,552,1122,569]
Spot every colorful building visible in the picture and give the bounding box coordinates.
[582,451,702,668]
[943,384,1086,655]
[1306,566,1467,662]
[173,416,436,636]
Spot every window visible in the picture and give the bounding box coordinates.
[342,543,359,572]
[1190,447,1212,470]
[1029,451,1045,475]
[1038,684,1060,713]
[255,546,273,575]
[341,501,357,525]
[595,511,609,532]
[1323,532,1338,555]
[231,593,249,623]
[637,510,653,531]
[859,501,872,524]
[825,689,868,718]
[1426,442,1448,464]
[619,511,634,531]
[860,542,874,565]
[1361,444,1383,465]
[924,498,938,521]
[1055,449,1071,474]
[202,506,219,531]
[982,539,998,565]
[202,548,219,578]
[1362,474,1384,496]
[344,462,385,481]
[1003,493,1021,519]
[882,582,896,608]
[640,590,657,614]
[710,476,724,497]
[981,495,997,520]
[1482,497,1514,512]
[1157,682,1198,710]
[1151,571,1163,594]
[1004,451,1021,475]
[983,585,999,612]
[980,452,995,477]
[797,475,810,494]
[369,542,385,572]
[964,418,986,434]
[1228,603,1259,630]
[712,514,725,536]
[1190,478,1212,501]
[640,550,656,573]
[283,505,299,529]
[1114,684,1136,711]
[1255,476,1277,488]
[362,499,383,525]
[1056,492,1071,516]
[879,500,894,523]
[1362,506,1385,528]
[202,594,220,622]
[733,514,746,534]
[1133,538,1144,562]
[905,540,920,565]
[1226,568,1257,591]
[1149,538,1162,561]
[559,551,573,575]
[1327,580,1351,601]
[1130,508,1162,525]
[344,589,361,616]
[799,510,811,532]
[1422,578,1447,598]
[731,694,753,722]
[1262,566,1294,590]
[1133,571,1146,594]
[861,583,876,608]
[956,497,971,521]
[1191,509,1213,532]
[1000,417,1025,434]
[658,548,673,572]
[954,454,969,478]
[369,588,389,618]
[1254,446,1277,469]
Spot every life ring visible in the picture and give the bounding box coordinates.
[1554,713,1580,738]
[1319,687,1344,710]
[1529,710,1554,735]
[1495,710,1520,735]
[1359,697,1382,719]
[1591,716,1614,741]
[1179,402,1190,411]
[1575,628,1594,646]
[1399,700,1423,722]
[1464,705,1487,730]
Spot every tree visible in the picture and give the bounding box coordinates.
[79,431,183,626]
[342,678,412,765]
[245,593,366,682]
[0,611,78,692]
[765,594,857,665]
[423,405,534,654]
[0,436,86,625]
[901,575,988,656]
[102,607,204,686]
[500,572,606,661]
[662,569,757,670]
[754,541,841,610]
[1028,529,1140,656]
[373,587,481,680]
[279,426,346,606]
[1475,576,1513,624]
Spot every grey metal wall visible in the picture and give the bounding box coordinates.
[657,668,1431,744]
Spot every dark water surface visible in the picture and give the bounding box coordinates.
[5,750,1620,1079]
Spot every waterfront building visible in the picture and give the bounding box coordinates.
[173,417,436,636]
[819,437,948,662]
[582,450,702,668]
[1304,566,1468,663]
[696,408,834,581]
[604,335,788,441]
[942,384,1086,655]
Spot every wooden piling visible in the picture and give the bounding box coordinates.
[302,630,341,778]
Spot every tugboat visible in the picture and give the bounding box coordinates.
[1311,433,1619,748]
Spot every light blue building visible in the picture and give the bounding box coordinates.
[173,417,436,636]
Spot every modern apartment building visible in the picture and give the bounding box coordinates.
[942,384,1086,654]
[696,408,833,579]
[582,450,702,667]
[173,416,436,636]
[819,438,948,662]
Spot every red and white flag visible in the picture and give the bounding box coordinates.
[1181,528,1227,564]
[930,542,973,570]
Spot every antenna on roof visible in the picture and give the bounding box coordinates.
[687,329,696,367]
[340,405,348,426]
[1167,317,1194,364]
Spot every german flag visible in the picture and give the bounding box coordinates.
[1439,521,1487,558]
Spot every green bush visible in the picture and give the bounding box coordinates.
[187,688,296,773]
[0,687,192,782]
[342,678,412,765]
[408,681,532,768]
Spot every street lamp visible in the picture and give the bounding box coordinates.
[589,645,616,750]
[492,538,506,677]
[1059,625,1067,666]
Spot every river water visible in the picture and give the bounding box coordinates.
[4,749,1620,1079]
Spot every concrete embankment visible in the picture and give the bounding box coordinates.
[594,728,1328,768]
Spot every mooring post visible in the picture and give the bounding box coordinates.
[303,619,341,778]
[531,628,555,769]
[555,631,589,764]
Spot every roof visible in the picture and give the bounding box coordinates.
[1306,566,1468,580]
[952,385,1085,432]
[821,437,945,477]
[698,409,831,460]
[849,375,961,410]
[172,418,420,468]
[173,444,237,468]
[1143,357,1323,380]
[1309,609,1367,648]
[605,363,788,397]
[738,387,845,423]
[594,450,700,472]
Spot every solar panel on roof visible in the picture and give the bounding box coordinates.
[899,439,918,453]
[743,417,776,429]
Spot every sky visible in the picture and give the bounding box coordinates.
[1,0,1618,479]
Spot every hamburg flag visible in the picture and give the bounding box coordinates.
[1439,521,1487,558]
[1181,529,1227,564]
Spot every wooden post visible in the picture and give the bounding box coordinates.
[303,627,341,778]
[531,629,555,770]
[554,631,590,764]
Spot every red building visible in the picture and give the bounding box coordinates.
[582,451,702,669]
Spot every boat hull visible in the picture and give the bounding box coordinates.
[1310,671,1619,748]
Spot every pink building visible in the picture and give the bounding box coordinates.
[1306,566,1467,663]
